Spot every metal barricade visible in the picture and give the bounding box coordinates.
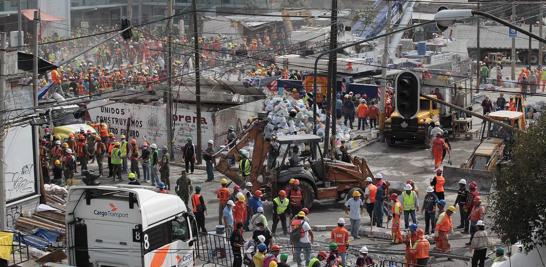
[6,232,30,267]
[380,259,432,267]
[194,232,233,266]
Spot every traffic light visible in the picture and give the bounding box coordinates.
[435,6,449,32]
[395,71,420,119]
[120,18,133,40]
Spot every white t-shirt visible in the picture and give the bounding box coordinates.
[345,198,363,220]
[299,221,312,243]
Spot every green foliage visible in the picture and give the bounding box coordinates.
[491,115,546,252]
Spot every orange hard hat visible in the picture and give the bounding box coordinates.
[254,190,263,197]
[271,245,281,252]
[62,142,69,148]
[293,179,300,186]
[278,190,287,197]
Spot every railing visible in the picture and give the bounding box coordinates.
[7,232,30,267]
[194,231,234,267]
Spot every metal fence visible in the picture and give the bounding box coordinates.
[194,232,234,267]
[7,232,30,267]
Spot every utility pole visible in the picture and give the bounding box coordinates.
[33,11,40,107]
[17,0,22,49]
[511,3,516,80]
[528,23,532,65]
[128,0,133,22]
[0,32,8,230]
[324,0,338,156]
[476,0,481,93]
[192,0,202,164]
[379,0,392,131]
[166,0,174,160]
[538,3,544,66]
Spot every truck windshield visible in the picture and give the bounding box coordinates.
[172,217,191,242]
[419,99,430,111]
[51,109,81,125]
[488,122,513,142]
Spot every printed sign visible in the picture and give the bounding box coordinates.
[3,125,37,202]
[508,28,517,38]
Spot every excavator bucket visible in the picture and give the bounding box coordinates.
[442,166,494,193]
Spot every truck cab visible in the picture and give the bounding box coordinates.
[66,185,197,267]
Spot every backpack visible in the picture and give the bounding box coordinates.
[290,220,304,244]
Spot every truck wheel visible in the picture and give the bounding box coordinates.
[386,136,395,147]
[300,181,315,209]
[345,187,365,203]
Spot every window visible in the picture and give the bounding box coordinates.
[419,99,430,111]
[144,222,172,253]
[172,218,190,242]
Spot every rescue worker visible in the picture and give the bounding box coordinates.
[227,126,237,165]
[67,133,76,152]
[141,143,150,183]
[308,251,327,267]
[414,228,430,266]
[50,140,63,165]
[330,218,350,266]
[86,132,96,164]
[430,169,446,200]
[127,172,140,185]
[254,243,267,267]
[150,143,160,186]
[272,190,289,236]
[94,136,106,176]
[454,179,469,229]
[233,193,248,228]
[191,186,207,233]
[373,175,385,227]
[63,149,76,185]
[470,220,490,267]
[292,211,313,267]
[422,186,439,235]
[217,178,232,225]
[230,222,245,267]
[230,185,241,202]
[278,253,289,267]
[435,205,456,253]
[390,193,403,244]
[263,245,281,267]
[120,135,128,173]
[345,190,364,239]
[158,182,168,193]
[175,170,192,205]
[404,223,418,266]
[75,134,89,172]
[491,247,508,266]
[252,221,273,249]
[239,149,252,181]
[110,142,123,181]
[129,138,140,180]
[468,196,485,244]
[183,137,196,173]
[40,140,50,184]
[431,133,447,169]
[363,177,377,224]
[223,200,235,235]
[402,183,419,229]
[356,246,374,267]
[251,207,268,230]
[288,179,303,218]
[159,146,170,190]
[52,160,63,185]
[464,181,480,234]
[107,133,115,177]
[203,140,215,182]
[268,134,280,170]
[326,242,342,267]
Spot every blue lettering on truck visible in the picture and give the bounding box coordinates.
[93,209,129,218]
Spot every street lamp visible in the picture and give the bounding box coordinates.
[434,9,546,43]
[311,21,436,134]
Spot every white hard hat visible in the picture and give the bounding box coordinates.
[226,200,235,206]
[375,173,383,179]
[257,206,264,213]
[337,218,345,225]
[459,179,467,185]
[245,182,253,187]
[150,143,158,149]
[257,235,266,243]
[435,121,440,126]
[360,246,368,254]
[66,148,73,154]
[426,186,434,193]
[365,177,373,182]
[404,184,413,191]
[236,192,243,199]
[476,220,485,226]
[208,140,214,145]
[55,140,61,145]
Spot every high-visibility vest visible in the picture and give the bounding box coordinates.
[331,227,349,253]
[367,184,377,203]
[392,201,402,215]
[435,175,445,193]
[217,187,231,205]
[413,238,430,259]
[307,257,320,267]
[273,197,289,214]
[120,141,128,158]
[239,159,251,176]
[192,194,202,212]
[436,212,452,232]
[402,191,416,211]
[99,124,108,137]
[111,148,122,164]
[289,189,303,206]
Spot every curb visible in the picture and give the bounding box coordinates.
[348,137,380,154]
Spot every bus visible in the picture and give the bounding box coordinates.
[66,185,198,267]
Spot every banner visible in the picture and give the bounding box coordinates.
[3,125,37,202]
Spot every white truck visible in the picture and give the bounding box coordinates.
[66,185,198,267]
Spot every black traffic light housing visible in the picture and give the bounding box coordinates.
[120,17,133,40]
[436,6,449,32]
[395,71,420,119]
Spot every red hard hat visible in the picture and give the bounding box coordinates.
[278,190,286,197]
[390,193,398,200]
[301,208,309,214]
[469,181,478,189]
[271,245,281,252]
[255,190,263,197]
[318,251,328,259]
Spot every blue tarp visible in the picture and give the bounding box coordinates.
[346,83,379,99]
[38,82,54,100]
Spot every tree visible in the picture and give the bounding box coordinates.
[491,114,546,252]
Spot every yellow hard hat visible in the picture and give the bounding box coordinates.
[220,178,228,185]
[62,142,69,148]
[114,142,120,146]
[447,206,456,213]
[120,134,126,139]
[54,160,61,165]
[128,172,136,179]
[289,178,296,184]
[237,194,246,202]
[297,211,306,218]
[352,190,362,197]
[269,261,278,267]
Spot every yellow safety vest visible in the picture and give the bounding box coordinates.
[111,148,122,165]
[402,191,416,211]
[273,197,289,214]
[239,159,251,176]
[120,141,128,158]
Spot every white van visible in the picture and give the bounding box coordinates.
[66,185,198,267]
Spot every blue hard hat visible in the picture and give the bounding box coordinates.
[257,243,267,252]
[437,199,446,207]
[158,182,166,189]
[409,223,418,232]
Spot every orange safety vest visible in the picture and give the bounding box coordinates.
[437,212,452,232]
[331,227,349,253]
[100,124,108,137]
[414,238,430,259]
[217,187,231,205]
[192,194,202,213]
[289,189,303,206]
[367,184,377,203]
[435,176,445,193]
[75,141,86,157]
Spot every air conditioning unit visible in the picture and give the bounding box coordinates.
[9,31,24,48]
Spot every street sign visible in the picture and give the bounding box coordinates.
[509,27,517,38]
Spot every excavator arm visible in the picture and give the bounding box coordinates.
[214,119,270,191]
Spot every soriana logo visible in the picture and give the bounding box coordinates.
[93,203,129,218]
